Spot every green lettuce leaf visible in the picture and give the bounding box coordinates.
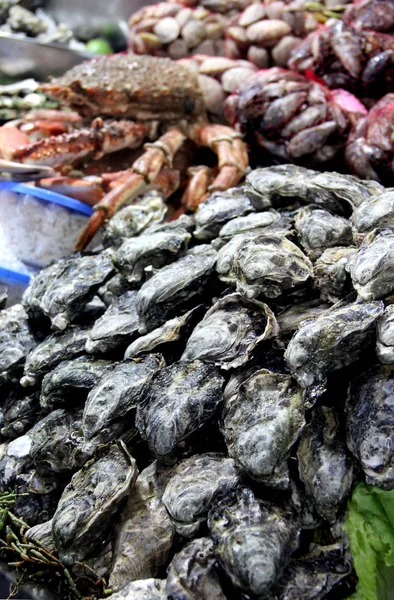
[344,482,394,600]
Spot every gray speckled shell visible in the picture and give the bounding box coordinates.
[109,461,175,592]
[109,579,167,600]
[346,365,394,488]
[85,291,140,354]
[52,442,137,564]
[136,360,224,458]
[0,304,36,384]
[194,187,254,241]
[297,406,354,522]
[222,369,305,488]
[294,207,353,260]
[215,232,255,284]
[166,537,227,600]
[181,293,278,370]
[114,229,190,285]
[277,300,330,337]
[351,190,394,234]
[162,453,239,536]
[82,354,164,442]
[218,209,287,239]
[136,245,217,333]
[349,229,394,300]
[285,300,384,388]
[25,519,56,554]
[208,487,298,599]
[2,389,39,440]
[377,305,394,364]
[314,247,357,304]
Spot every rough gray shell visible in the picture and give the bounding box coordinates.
[218,209,289,240]
[208,487,298,599]
[136,361,224,459]
[349,229,394,301]
[162,453,239,537]
[82,354,164,443]
[297,406,354,522]
[181,293,278,369]
[1,389,40,439]
[0,304,36,384]
[285,300,384,388]
[377,305,394,364]
[314,247,358,304]
[294,207,353,260]
[193,187,254,241]
[52,442,137,564]
[346,365,394,488]
[166,537,227,600]
[85,291,140,354]
[277,300,330,337]
[114,229,190,285]
[222,369,305,488]
[351,189,394,234]
[136,245,217,333]
[25,519,56,554]
[109,579,167,600]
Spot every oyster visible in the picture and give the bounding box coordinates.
[297,406,354,522]
[277,300,330,337]
[40,355,112,411]
[294,207,353,260]
[181,293,278,370]
[1,389,40,439]
[136,245,217,334]
[193,187,254,241]
[218,209,290,240]
[136,361,224,459]
[114,229,190,285]
[25,519,56,554]
[52,442,137,564]
[222,369,305,488]
[98,272,131,306]
[162,453,239,537]
[285,300,384,388]
[349,229,394,300]
[110,461,175,592]
[23,251,115,331]
[166,537,227,600]
[351,189,394,235]
[0,304,36,384]
[85,291,140,354]
[21,326,90,387]
[376,304,394,364]
[314,247,357,304]
[109,579,167,600]
[215,232,256,284]
[346,365,394,488]
[82,354,164,443]
[208,487,298,599]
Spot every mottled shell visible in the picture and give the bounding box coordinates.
[285,300,384,388]
[351,189,394,234]
[52,442,137,564]
[218,209,288,239]
[314,247,357,304]
[222,369,304,488]
[294,207,353,260]
[193,187,254,241]
[208,487,298,598]
[181,293,278,369]
[136,360,224,458]
[277,300,330,337]
[346,365,394,488]
[0,304,36,384]
[25,519,56,554]
[109,579,167,600]
[297,406,354,522]
[377,304,394,364]
[2,389,40,440]
[166,537,227,600]
[162,453,239,536]
[349,229,394,300]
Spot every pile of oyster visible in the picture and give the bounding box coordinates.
[1,164,394,599]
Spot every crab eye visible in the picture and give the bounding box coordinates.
[184,96,195,115]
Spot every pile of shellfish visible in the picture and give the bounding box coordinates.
[1,164,394,598]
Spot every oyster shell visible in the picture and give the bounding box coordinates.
[52,441,137,564]
[294,207,353,260]
[285,300,384,388]
[21,326,90,387]
[0,304,36,384]
[314,247,357,304]
[25,518,56,554]
[109,579,167,600]
[136,360,224,459]
[82,354,164,443]
[222,369,305,488]
[98,272,131,306]
[349,229,394,300]
[181,293,278,369]
[376,304,394,364]
[40,355,112,411]
[109,461,175,592]
[297,406,354,522]
[85,291,140,354]
[166,537,227,600]
[351,189,394,235]
[208,487,298,599]
[1,388,40,439]
[136,245,217,333]
[23,251,115,331]
[194,187,254,241]
[162,453,239,537]
[114,229,190,285]
[277,300,330,337]
[346,365,394,488]
[218,209,290,240]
